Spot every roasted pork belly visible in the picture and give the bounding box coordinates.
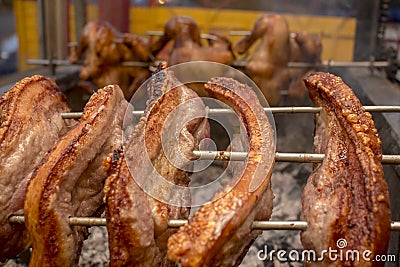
[104,67,209,266]
[168,77,275,267]
[301,72,391,266]
[0,75,72,261]
[24,84,128,266]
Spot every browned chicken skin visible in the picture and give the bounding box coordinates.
[168,77,275,267]
[104,66,210,266]
[301,72,390,266]
[69,20,130,77]
[70,20,151,99]
[24,84,128,267]
[152,16,235,66]
[0,76,72,261]
[288,31,322,98]
[235,13,291,106]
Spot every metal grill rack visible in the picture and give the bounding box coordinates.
[25,58,394,70]
[8,104,400,230]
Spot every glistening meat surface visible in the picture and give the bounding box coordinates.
[24,84,128,267]
[301,72,390,266]
[167,77,275,267]
[0,75,72,261]
[104,68,209,266]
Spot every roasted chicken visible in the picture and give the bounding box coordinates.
[0,75,72,261]
[104,65,210,266]
[288,31,322,98]
[168,77,275,267]
[301,72,391,266]
[24,84,128,266]
[152,16,235,66]
[70,20,151,99]
[235,13,291,106]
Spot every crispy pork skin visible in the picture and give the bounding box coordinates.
[24,84,128,267]
[0,75,72,261]
[301,72,390,266]
[167,77,275,267]
[104,68,209,266]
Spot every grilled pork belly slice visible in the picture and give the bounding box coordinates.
[104,68,209,267]
[0,75,72,261]
[167,77,275,267]
[24,84,128,267]
[301,72,390,266]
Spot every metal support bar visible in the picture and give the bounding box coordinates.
[8,216,400,231]
[233,60,391,68]
[26,58,394,70]
[131,106,400,116]
[192,151,399,164]
[59,106,400,118]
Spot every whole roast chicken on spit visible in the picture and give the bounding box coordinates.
[69,20,152,99]
[152,15,235,67]
[235,13,291,107]
[288,31,322,99]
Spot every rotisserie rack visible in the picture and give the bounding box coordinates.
[7,105,400,227]
[1,49,399,266]
[4,8,400,265]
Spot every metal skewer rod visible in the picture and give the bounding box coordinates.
[26,59,76,66]
[201,106,400,115]
[192,151,399,164]
[62,112,84,119]
[26,58,392,69]
[120,61,152,67]
[7,216,400,231]
[68,33,219,48]
[60,106,400,119]
[68,39,125,47]
[145,31,218,40]
[26,59,152,68]
[232,60,390,68]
